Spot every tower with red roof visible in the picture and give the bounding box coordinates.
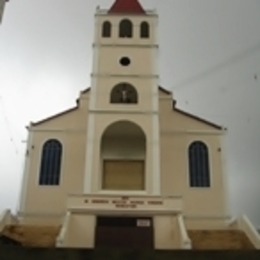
[108,0,146,14]
[83,0,161,197]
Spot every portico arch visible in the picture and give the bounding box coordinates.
[100,120,146,191]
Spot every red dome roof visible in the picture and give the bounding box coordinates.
[108,0,145,14]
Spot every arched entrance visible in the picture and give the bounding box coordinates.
[100,121,146,191]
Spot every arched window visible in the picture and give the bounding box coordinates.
[140,22,150,38]
[119,19,133,38]
[39,139,62,186]
[110,83,138,104]
[188,141,210,187]
[102,21,111,38]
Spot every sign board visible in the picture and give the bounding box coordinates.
[68,194,182,212]
[137,219,151,227]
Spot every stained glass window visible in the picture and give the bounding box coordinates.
[189,141,210,187]
[39,139,62,186]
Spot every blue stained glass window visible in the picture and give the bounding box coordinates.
[189,141,210,187]
[39,139,62,186]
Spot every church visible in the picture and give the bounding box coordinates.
[1,0,259,250]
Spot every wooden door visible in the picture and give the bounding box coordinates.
[95,217,154,249]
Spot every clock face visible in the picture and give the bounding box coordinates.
[111,83,138,104]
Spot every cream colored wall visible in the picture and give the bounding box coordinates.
[18,214,63,226]
[154,215,179,249]
[101,137,145,159]
[97,47,155,76]
[20,90,226,223]
[19,95,89,219]
[184,217,229,230]
[65,214,95,248]
[159,96,226,217]
[20,88,227,220]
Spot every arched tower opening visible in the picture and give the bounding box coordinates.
[110,83,138,104]
[101,121,146,191]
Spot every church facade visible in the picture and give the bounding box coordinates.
[16,0,234,249]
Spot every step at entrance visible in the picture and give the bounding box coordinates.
[2,225,60,247]
[188,230,255,249]
[95,217,154,249]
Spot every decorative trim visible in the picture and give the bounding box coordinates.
[95,9,157,16]
[159,96,173,100]
[56,211,71,247]
[84,42,99,193]
[30,129,86,133]
[88,109,158,115]
[177,214,192,249]
[93,43,159,48]
[84,114,95,193]
[69,209,181,215]
[151,17,161,195]
[158,86,172,95]
[68,193,182,199]
[17,211,64,218]
[91,73,159,79]
[161,129,225,135]
[221,136,230,216]
[184,215,231,220]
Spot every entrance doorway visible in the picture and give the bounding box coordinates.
[95,216,154,249]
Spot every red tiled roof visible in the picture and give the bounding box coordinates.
[109,0,145,14]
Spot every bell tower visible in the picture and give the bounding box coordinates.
[84,0,161,195]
